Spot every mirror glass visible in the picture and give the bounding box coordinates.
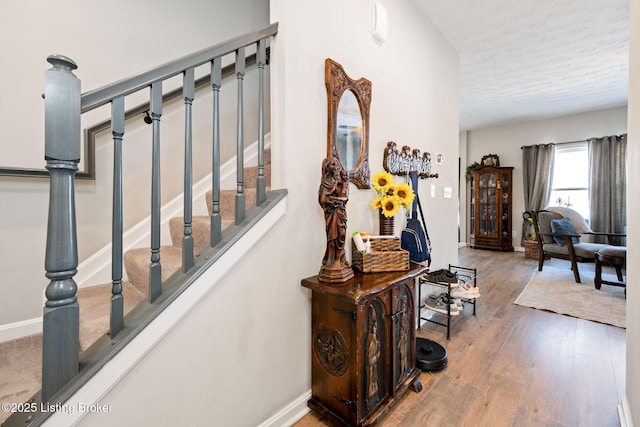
[336,90,363,170]
[325,58,371,189]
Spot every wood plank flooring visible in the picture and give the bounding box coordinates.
[294,248,626,427]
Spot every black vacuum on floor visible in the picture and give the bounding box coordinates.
[415,337,448,371]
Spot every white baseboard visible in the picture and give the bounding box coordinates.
[619,394,635,427]
[458,242,467,248]
[0,317,42,344]
[257,390,311,427]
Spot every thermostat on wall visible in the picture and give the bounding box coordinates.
[371,2,388,43]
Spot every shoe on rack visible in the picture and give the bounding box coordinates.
[457,276,470,286]
[424,294,460,316]
[421,269,459,285]
[441,293,463,310]
[451,283,480,299]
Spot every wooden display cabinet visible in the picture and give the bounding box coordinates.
[469,165,514,251]
[301,264,427,426]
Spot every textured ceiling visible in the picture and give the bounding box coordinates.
[413,0,629,130]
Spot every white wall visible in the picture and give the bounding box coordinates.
[270,0,460,271]
[0,0,268,170]
[72,0,459,425]
[72,209,304,427]
[459,130,468,244]
[626,0,639,423]
[0,0,269,327]
[463,106,627,247]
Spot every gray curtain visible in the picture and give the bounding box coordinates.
[588,134,627,244]
[521,144,555,244]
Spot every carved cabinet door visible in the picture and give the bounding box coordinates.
[359,295,390,418]
[391,280,415,392]
[311,293,355,423]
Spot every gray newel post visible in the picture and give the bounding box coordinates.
[42,54,81,402]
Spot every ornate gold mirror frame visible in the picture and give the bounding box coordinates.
[325,58,371,189]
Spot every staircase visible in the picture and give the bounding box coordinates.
[0,151,272,426]
[123,150,271,297]
[1,23,281,426]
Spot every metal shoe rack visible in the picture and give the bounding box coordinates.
[417,264,477,339]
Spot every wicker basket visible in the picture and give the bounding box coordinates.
[352,237,410,273]
[524,240,540,260]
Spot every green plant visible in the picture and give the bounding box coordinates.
[465,161,481,181]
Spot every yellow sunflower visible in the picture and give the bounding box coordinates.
[385,186,396,197]
[380,196,400,218]
[370,197,383,210]
[394,182,415,209]
[372,171,394,193]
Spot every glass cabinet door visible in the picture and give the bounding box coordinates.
[501,173,510,238]
[469,166,513,250]
[478,172,497,236]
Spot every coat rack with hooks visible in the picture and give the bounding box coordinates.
[382,141,439,178]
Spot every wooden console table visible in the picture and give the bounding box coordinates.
[301,264,427,426]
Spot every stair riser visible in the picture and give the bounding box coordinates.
[169,216,233,252]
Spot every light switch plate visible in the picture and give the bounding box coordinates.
[431,184,436,197]
[444,187,452,198]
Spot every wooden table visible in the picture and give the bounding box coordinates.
[301,264,427,426]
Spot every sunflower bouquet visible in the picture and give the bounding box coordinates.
[370,171,415,218]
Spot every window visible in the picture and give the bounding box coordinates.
[548,142,589,219]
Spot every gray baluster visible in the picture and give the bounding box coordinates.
[111,96,125,337]
[210,58,222,246]
[42,54,81,402]
[256,39,267,206]
[182,68,195,271]
[235,47,246,224]
[149,82,162,302]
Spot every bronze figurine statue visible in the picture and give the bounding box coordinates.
[318,156,354,283]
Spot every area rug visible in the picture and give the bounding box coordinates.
[514,266,626,328]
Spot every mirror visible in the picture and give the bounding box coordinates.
[337,90,362,170]
[325,58,371,189]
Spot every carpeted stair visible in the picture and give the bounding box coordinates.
[0,151,271,424]
[123,151,271,296]
[0,284,146,424]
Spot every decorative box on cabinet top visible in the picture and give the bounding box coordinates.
[351,237,410,273]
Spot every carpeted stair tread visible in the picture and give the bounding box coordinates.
[0,282,146,424]
[123,246,183,294]
[168,215,234,252]
[0,334,41,424]
[77,282,146,352]
[205,187,271,217]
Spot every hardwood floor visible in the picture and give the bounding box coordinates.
[294,248,625,427]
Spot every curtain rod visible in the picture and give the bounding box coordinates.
[520,133,626,150]
[520,139,586,149]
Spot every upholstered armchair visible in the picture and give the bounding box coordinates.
[529,207,625,283]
